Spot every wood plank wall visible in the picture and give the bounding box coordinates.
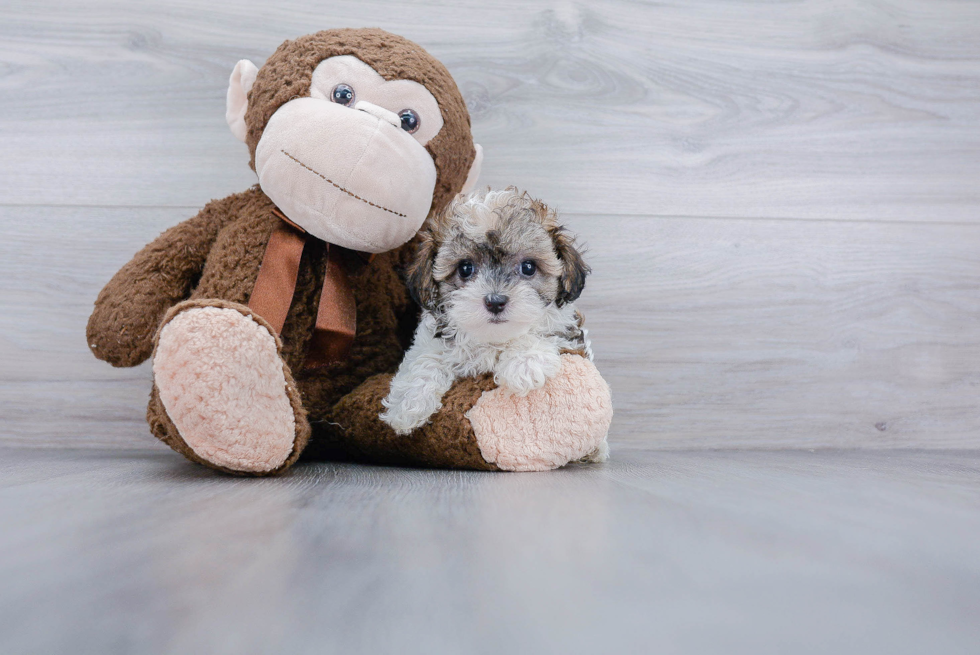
[2,0,978,449]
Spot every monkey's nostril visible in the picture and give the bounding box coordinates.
[484,294,508,315]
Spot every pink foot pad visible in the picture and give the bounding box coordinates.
[153,306,297,473]
[467,354,613,472]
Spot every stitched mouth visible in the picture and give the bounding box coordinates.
[280,149,407,219]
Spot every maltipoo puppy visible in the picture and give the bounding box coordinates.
[380,186,594,436]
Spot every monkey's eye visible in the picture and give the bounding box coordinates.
[520,260,537,276]
[331,84,355,106]
[458,260,475,280]
[399,109,420,133]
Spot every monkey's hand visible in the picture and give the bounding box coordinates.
[494,342,562,396]
[87,194,242,367]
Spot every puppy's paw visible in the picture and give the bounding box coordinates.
[379,409,424,436]
[380,387,443,435]
[495,349,562,396]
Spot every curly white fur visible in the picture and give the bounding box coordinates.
[381,304,588,435]
[381,187,593,436]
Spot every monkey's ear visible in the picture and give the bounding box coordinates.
[460,144,484,195]
[406,230,440,311]
[550,226,590,307]
[226,59,259,142]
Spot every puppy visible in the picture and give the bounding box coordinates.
[381,187,597,439]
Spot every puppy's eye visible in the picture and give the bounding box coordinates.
[458,260,475,280]
[399,109,420,134]
[331,84,355,106]
[520,260,537,276]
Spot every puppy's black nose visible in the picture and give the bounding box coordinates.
[484,294,508,315]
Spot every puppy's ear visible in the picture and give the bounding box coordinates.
[550,225,590,307]
[406,228,440,311]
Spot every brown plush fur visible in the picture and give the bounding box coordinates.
[86,29,495,475]
[321,372,499,471]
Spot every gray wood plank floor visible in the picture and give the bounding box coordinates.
[3,2,980,652]
[1,447,979,655]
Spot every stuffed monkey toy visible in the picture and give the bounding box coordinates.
[86,28,613,475]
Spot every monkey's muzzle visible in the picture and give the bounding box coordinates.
[254,98,437,253]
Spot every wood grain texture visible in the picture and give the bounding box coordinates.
[2,0,980,450]
[0,0,978,220]
[3,205,980,449]
[4,5,980,652]
[1,447,978,655]
[569,213,980,449]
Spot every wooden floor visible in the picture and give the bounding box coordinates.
[2,0,980,652]
[0,447,978,654]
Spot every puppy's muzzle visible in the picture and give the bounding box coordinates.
[484,294,508,315]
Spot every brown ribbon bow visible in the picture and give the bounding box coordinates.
[248,208,368,369]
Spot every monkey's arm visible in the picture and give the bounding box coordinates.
[87,194,242,367]
[322,354,612,471]
[325,372,500,470]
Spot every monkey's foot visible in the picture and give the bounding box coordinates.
[466,354,613,472]
[152,301,307,474]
